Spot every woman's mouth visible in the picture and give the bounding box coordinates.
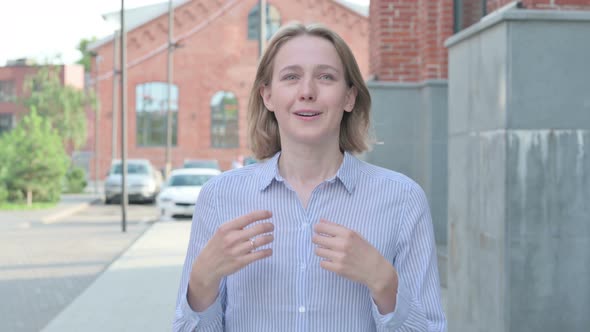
[294,111,322,119]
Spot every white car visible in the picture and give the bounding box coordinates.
[104,159,163,204]
[156,168,221,219]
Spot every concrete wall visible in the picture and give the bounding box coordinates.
[365,81,449,251]
[446,9,590,332]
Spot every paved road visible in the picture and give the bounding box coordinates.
[0,202,158,332]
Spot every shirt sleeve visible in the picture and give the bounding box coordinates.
[371,183,447,332]
[173,179,226,332]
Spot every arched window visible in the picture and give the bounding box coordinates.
[136,82,178,147]
[247,3,281,40]
[210,91,238,148]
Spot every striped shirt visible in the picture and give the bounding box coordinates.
[173,151,446,331]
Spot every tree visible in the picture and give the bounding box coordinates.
[22,65,95,150]
[76,37,98,73]
[1,108,68,205]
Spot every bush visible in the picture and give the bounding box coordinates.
[64,166,87,193]
[1,108,68,205]
[7,189,24,203]
[0,185,7,203]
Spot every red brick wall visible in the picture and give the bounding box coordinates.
[90,0,369,179]
[369,0,453,82]
[488,0,590,12]
[370,0,590,83]
[0,65,81,122]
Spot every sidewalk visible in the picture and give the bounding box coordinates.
[0,193,102,224]
[41,221,191,332]
[41,221,448,332]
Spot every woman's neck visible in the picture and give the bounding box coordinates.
[278,142,344,187]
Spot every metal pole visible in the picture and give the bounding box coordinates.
[259,0,267,57]
[112,30,120,161]
[94,55,102,195]
[120,0,128,232]
[165,0,174,179]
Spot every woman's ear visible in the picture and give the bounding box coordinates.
[344,86,358,113]
[260,85,274,112]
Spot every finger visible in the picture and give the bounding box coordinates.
[239,248,273,266]
[234,234,274,255]
[239,222,274,241]
[319,260,339,273]
[315,247,342,261]
[229,210,272,230]
[312,234,343,250]
[314,219,347,237]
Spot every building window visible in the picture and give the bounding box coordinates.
[247,2,281,40]
[0,80,15,102]
[454,0,487,32]
[210,91,239,148]
[136,82,178,147]
[0,113,14,136]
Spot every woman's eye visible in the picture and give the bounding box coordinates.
[283,74,298,80]
[319,74,335,80]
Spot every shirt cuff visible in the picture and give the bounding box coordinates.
[371,278,411,330]
[181,290,223,328]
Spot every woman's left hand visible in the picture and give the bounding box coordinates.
[312,219,398,297]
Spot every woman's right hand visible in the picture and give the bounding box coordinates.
[187,210,274,311]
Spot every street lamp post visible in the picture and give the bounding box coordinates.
[112,30,120,162]
[165,0,174,179]
[93,54,102,195]
[259,0,267,57]
[120,0,128,232]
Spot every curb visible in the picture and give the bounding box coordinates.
[41,198,102,224]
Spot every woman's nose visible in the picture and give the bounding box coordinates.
[299,79,316,101]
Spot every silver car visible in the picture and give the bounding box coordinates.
[104,159,163,204]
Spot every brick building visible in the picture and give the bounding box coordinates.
[0,60,84,136]
[88,0,369,177]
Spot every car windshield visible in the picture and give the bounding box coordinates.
[184,160,219,169]
[168,174,215,187]
[111,163,149,175]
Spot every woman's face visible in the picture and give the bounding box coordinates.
[261,35,357,149]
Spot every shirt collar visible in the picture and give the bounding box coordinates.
[257,150,359,194]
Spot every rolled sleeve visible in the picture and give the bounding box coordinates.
[371,278,412,330]
[179,292,223,329]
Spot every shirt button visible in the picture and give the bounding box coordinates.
[300,263,306,270]
[301,223,309,229]
[298,306,306,313]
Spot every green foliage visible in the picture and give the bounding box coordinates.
[64,166,88,193]
[22,65,95,150]
[76,37,98,73]
[0,108,69,204]
[0,202,57,210]
[0,185,7,203]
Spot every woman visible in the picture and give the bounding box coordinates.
[174,23,446,332]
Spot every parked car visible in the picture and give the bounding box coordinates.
[156,168,221,218]
[183,159,220,171]
[104,159,163,204]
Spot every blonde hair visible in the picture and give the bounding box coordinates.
[247,22,372,160]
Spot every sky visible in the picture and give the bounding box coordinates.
[0,0,370,66]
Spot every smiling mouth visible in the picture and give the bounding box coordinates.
[294,111,322,118]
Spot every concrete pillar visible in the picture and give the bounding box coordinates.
[367,0,453,267]
[446,8,590,332]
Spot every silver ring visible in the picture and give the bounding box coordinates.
[249,238,256,250]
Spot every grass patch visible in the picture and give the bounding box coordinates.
[0,202,58,210]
